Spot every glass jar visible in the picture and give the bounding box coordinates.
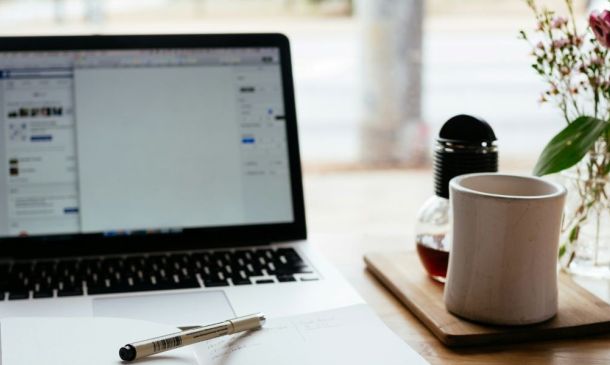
[560,142,610,279]
[415,195,450,282]
[413,114,497,282]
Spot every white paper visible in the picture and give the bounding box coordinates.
[194,304,429,365]
[1,305,429,365]
[1,317,197,365]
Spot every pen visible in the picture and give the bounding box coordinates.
[119,313,266,362]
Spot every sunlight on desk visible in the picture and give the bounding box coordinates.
[303,168,610,365]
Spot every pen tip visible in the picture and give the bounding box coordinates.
[119,345,137,362]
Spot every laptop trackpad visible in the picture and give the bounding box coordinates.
[92,290,235,327]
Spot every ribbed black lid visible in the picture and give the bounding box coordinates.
[434,115,498,198]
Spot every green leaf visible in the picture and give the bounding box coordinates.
[568,225,579,242]
[558,243,567,258]
[533,116,609,176]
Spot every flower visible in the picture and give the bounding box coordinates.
[591,56,604,66]
[552,16,568,29]
[552,38,569,49]
[538,94,547,103]
[589,10,610,48]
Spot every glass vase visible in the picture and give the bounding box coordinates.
[559,141,610,279]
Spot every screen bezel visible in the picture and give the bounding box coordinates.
[0,33,306,258]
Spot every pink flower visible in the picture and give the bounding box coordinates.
[538,94,547,103]
[589,10,610,48]
[591,56,604,66]
[552,38,569,49]
[552,16,567,29]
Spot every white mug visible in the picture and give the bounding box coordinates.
[443,173,566,325]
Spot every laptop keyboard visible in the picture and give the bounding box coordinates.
[0,248,317,300]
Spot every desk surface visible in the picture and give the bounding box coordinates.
[304,169,610,365]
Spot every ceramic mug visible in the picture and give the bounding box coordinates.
[443,173,566,325]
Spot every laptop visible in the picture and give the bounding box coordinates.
[0,34,362,326]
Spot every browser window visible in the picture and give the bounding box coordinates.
[0,48,293,238]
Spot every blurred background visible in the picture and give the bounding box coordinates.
[2,0,601,239]
[0,0,593,171]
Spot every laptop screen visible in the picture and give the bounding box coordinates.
[0,47,294,239]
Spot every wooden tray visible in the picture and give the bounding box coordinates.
[364,251,610,347]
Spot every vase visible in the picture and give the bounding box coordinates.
[559,141,610,279]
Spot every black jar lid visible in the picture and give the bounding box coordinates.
[434,115,498,199]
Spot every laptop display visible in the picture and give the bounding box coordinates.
[0,35,356,315]
[0,35,305,252]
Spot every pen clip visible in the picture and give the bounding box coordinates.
[177,325,201,331]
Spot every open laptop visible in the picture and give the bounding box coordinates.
[0,34,362,326]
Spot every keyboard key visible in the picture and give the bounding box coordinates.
[8,291,29,300]
[203,279,229,287]
[174,277,200,289]
[231,276,251,285]
[245,264,263,277]
[58,287,83,297]
[87,276,130,295]
[255,279,275,284]
[88,286,129,295]
[33,290,54,299]
[277,275,296,282]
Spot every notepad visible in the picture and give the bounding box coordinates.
[0,317,196,365]
[195,304,428,365]
[1,304,429,365]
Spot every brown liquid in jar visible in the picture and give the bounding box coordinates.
[416,234,449,282]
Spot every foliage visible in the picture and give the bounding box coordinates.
[521,0,610,264]
[520,0,609,177]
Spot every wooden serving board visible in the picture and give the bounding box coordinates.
[364,251,610,347]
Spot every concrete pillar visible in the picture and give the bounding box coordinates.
[357,0,427,166]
